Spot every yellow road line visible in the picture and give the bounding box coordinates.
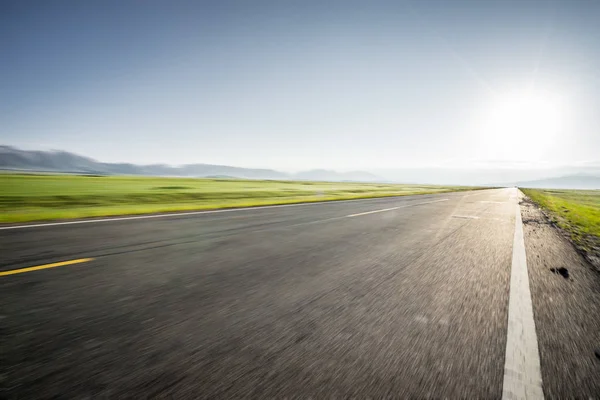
[0,258,94,277]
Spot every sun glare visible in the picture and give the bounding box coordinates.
[480,88,565,160]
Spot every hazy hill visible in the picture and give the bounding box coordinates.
[179,164,289,180]
[515,175,600,190]
[0,146,101,172]
[0,146,382,182]
[294,169,381,182]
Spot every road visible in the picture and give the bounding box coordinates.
[1,188,600,398]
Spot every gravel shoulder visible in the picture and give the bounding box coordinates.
[520,194,600,398]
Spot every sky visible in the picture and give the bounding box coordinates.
[2,0,600,179]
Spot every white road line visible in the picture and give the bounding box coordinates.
[346,206,399,217]
[451,215,480,219]
[502,199,544,399]
[345,198,449,218]
[1,197,450,231]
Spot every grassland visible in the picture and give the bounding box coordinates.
[0,174,481,224]
[521,188,600,255]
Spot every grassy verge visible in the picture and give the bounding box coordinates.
[0,174,483,224]
[521,188,600,259]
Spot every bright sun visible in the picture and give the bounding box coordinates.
[480,89,565,160]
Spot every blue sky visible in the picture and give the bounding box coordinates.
[2,0,599,175]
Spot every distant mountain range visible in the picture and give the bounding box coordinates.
[0,146,383,182]
[509,175,600,190]
[3,145,599,188]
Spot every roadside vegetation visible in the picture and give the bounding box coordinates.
[0,174,482,223]
[521,188,600,261]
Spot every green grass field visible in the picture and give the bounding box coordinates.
[521,188,600,251]
[0,174,481,224]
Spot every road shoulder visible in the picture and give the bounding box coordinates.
[520,195,600,398]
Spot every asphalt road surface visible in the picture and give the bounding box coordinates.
[2,188,600,398]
